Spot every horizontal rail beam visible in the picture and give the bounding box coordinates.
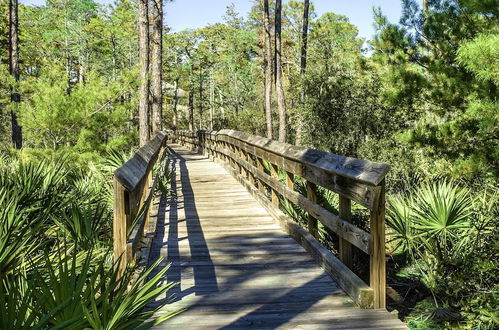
[172,129,388,309]
[113,131,168,277]
[217,145,371,253]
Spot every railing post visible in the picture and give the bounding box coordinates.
[219,139,224,162]
[240,148,247,178]
[270,163,280,207]
[285,171,294,190]
[228,142,233,166]
[339,196,353,268]
[247,153,256,185]
[370,180,386,309]
[257,157,266,194]
[232,144,241,173]
[113,177,128,276]
[222,141,228,163]
[143,170,152,233]
[306,181,318,238]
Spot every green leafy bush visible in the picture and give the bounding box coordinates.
[0,153,178,328]
[387,181,498,328]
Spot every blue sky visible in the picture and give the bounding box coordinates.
[19,0,420,41]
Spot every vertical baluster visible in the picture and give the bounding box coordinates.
[285,171,294,190]
[230,143,236,171]
[306,181,318,238]
[113,177,128,277]
[221,140,226,163]
[240,148,247,178]
[270,163,279,207]
[143,170,152,233]
[370,180,386,309]
[224,141,229,164]
[339,196,352,268]
[247,152,256,185]
[233,145,240,173]
[257,157,266,194]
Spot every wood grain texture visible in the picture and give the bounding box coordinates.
[370,181,387,309]
[213,145,371,253]
[219,161,375,309]
[175,131,388,309]
[113,131,167,277]
[339,196,353,268]
[146,145,403,329]
[216,129,389,186]
[113,177,127,276]
[115,131,167,191]
[176,129,387,209]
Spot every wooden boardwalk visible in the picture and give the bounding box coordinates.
[147,144,406,329]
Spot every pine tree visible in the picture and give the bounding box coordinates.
[138,0,150,146]
[275,0,286,142]
[262,0,273,139]
[9,0,22,148]
[150,0,163,136]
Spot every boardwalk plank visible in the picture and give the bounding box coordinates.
[147,144,406,329]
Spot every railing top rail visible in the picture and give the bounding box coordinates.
[210,129,389,186]
[114,131,167,191]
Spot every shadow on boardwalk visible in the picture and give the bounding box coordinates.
[148,145,406,329]
[149,147,218,304]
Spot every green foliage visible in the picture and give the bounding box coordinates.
[0,0,138,156]
[371,0,498,180]
[0,0,496,327]
[412,182,472,249]
[457,33,499,85]
[0,154,178,328]
[19,65,137,153]
[388,181,498,328]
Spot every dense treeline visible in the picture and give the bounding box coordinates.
[0,0,497,328]
[2,0,496,179]
[1,0,138,159]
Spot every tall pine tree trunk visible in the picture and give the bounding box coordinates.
[263,0,273,139]
[275,0,287,143]
[188,90,194,131]
[150,0,163,136]
[219,90,225,120]
[173,78,179,130]
[138,0,150,146]
[209,69,214,130]
[198,69,203,129]
[296,0,309,146]
[9,0,22,149]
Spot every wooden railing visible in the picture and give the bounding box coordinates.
[113,131,168,275]
[174,129,389,309]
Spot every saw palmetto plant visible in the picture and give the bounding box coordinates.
[0,154,178,329]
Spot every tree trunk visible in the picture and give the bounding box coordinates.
[275,0,287,143]
[219,90,225,120]
[111,36,117,80]
[78,59,85,86]
[296,0,309,146]
[173,78,179,130]
[9,0,22,149]
[198,69,203,129]
[188,90,194,131]
[150,0,163,136]
[209,69,214,130]
[263,0,273,139]
[138,0,150,146]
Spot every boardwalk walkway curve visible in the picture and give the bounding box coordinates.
[113,130,406,329]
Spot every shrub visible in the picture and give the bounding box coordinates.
[0,153,178,328]
[387,181,498,328]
